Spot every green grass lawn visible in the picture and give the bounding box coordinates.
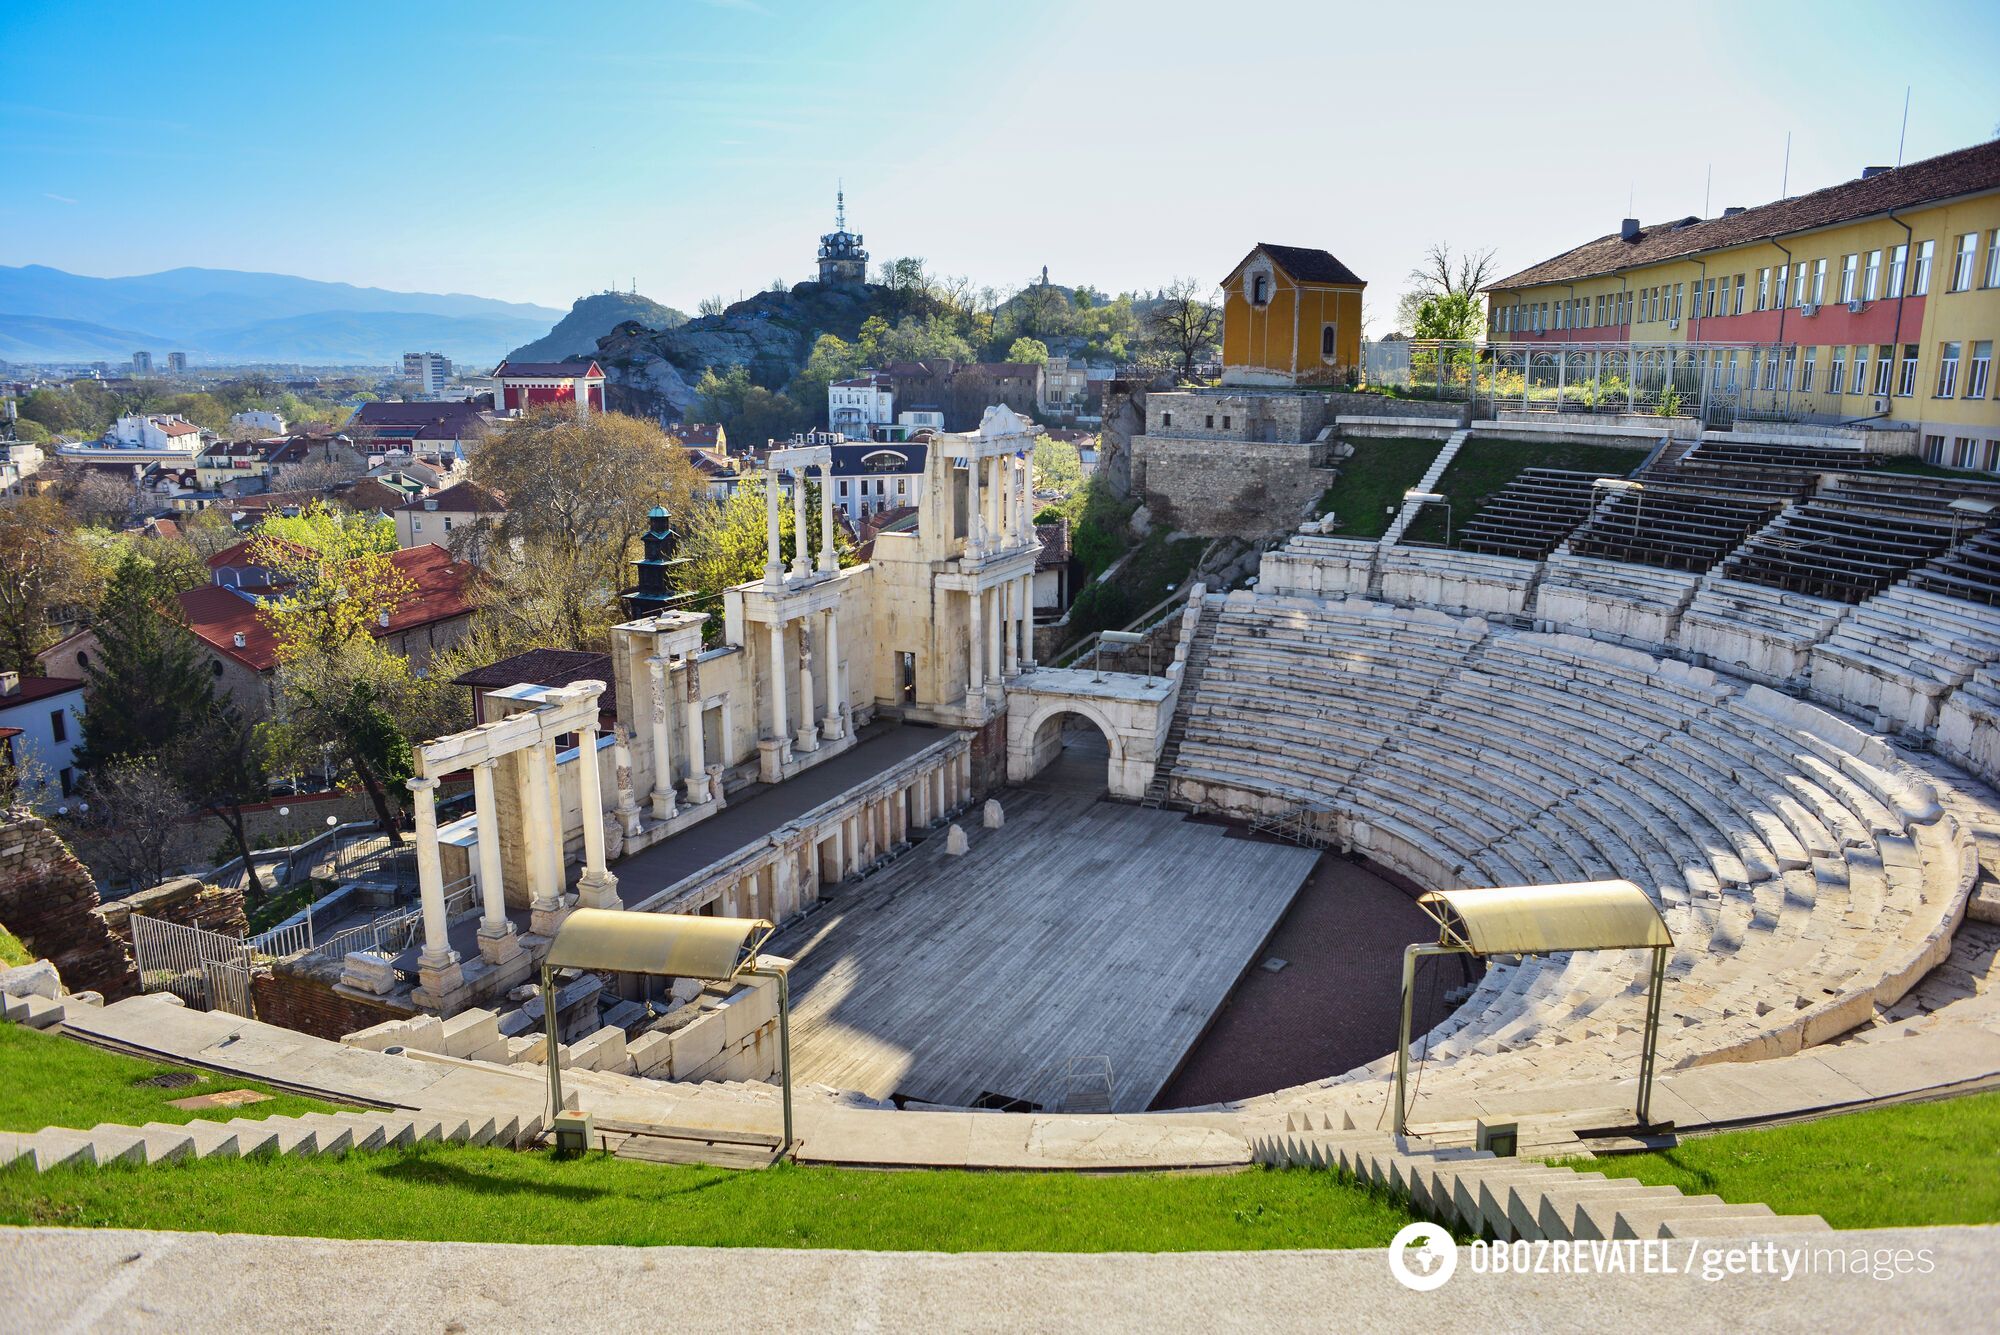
[1873,456,1987,480]
[0,925,30,968]
[1317,437,1445,539]
[0,1022,349,1133]
[1401,437,1648,546]
[0,1145,1424,1251]
[1571,1091,2000,1230]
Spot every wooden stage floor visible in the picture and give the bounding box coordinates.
[770,751,1323,1112]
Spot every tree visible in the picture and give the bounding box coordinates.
[678,475,855,613]
[1007,337,1051,366]
[253,506,419,843]
[694,366,809,447]
[64,469,140,528]
[1394,242,1497,336]
[76,555,218,770]
[67,757,201,893]
[170,702,270,904]
[1413,290,1485,341]
[1146,277,1222,382]
[469,406,703,650]
[1031,434,1084,499]
[698,294,728,318]
[0,497,104,675]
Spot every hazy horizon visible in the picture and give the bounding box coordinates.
[5,0,1998,336]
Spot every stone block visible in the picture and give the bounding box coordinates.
[668,1008,726,1073]
[946,824,969,855]
[567,1026,628,1073]
[439,1009,500,1059]
[719,979,776,1046]
[628,1030,674,1077]
[982,799,1004,829]
[338,952,398,997]
[1,959,61,1000]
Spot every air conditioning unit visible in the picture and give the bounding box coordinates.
[1873,398,1888,413]
[1668,318,1680,331]
[1846,300,1865,314]
[1800,303,1820,317]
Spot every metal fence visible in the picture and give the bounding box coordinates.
[129,913,254,1016]
[1374,339,1861,429]
[201,822,417,898]
[292,876,478,971]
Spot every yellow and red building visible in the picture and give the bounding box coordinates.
[1484,139,2000,469]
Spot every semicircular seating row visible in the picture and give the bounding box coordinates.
[1168,590,1994,1102]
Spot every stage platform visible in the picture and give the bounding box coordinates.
[771,750,1323,1112]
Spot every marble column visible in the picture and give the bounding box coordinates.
[989,582,1005,685]
[573,719,620,910]
[764,467,783,585]
[645,655,676,820]
[821,608,844,740]
[1018,575,1036,668]
[817,462,838,574]
[409,775,464,1005]
[794,621,819,753]
[965,453,983,554]
[967,587,985,697]
[471,759,518,965]
[525,740,567,935]
[1003,579,1020,676]
[768,621,789,741]
[684,678,711,804]
[790,468,811,578]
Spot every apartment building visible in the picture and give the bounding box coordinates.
[1485,139,2000,468]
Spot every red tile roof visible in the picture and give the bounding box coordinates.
[348,401,489,440]
[179,544,478,673]
[492,360,604,379]
[393,481,505,514]
[1490,138,2000,290]
[673,423,725,448]
[158,420,200,437]
[0,676,86,710]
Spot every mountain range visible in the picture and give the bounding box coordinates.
[0,265,567,366]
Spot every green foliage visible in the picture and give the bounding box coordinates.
[1314,437,1447,539]
[76,555,218,769]
[1575,1091,2000,1229]
[0,926,29,968]
[1399,437,1646,546]
[1657,383,1683,418]
[695,365,809,447]
[0,1023,348,1133]
[1412,290,1484,341]
[1006,337,1050,365]
[262,504,397,558]
[1030,435,1084,500]
[0,1140,1420,1251]
[677,475,855,629]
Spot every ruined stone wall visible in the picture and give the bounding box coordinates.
[252,961,409,1041]
[0,811,138,998]
[1132,434,1337,538]
[98,876,249,941]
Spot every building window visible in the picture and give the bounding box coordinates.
[1801,346,1817,392]
[1222,416,1232,429]
[1864,249,1882,300]
[1321,323,1337,360]
[1911,240,1932,296]
[50,708,66,743]
[1937,342,1961,398]
[1733,274,1746,314]
[60,768,74,798]
[1848,346,1868,394]
[1968,342,1992,400]
[1839,254,1858,303]
[1954,437,1979,469]
[1810,259,1826,305]
[1874,345,1894,397]
[1830,347,1845,392]
[1782,347,1797,391]
[1757,268,1770,310]
[1250,274,1269,305]
[1952,233,1978,291]
[1898,344,1919,397]
[1204,414,1214,429]
[1987,231,2000,288]
[1887,244,1907,296]
[1161,412,1171,427]
[1792,262,1808,308]
[1923,434,1946,463]
[1763,351,1780,390]
[1773,266,1788,308]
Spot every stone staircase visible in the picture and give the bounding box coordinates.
[0,1107,548,1173]
[1252,1116,1831,1241]
[1,989,69,1031]
[1141,597,1224,808]
[1380,428,1469,547]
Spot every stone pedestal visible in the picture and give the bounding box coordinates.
[794,723,821,754]
[820,711,845,742]
[412,954,470,1012]
[946,824,969,856]
[575,869,622,911]
[758,737,794,783]
[477,922,523,967]
[685,768,714,805]
[983,798,1004,829]
[530,895,575,939]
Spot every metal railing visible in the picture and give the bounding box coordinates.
[130,913,255,1016]
[292,876,478,966]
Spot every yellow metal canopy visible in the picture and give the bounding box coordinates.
[542,908,774,980]
[1418,880,1672,956]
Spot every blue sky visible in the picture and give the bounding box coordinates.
[2,0,1997,331]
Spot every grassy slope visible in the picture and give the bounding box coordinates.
[0,926,30,968]
[0,1022,349,1132]
[1574,1092,2000,1230]
[1317,437,1444,539]
[1401,437,1648,547]
[0,1147,1422,1251]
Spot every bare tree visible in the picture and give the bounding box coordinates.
[68,757,202,893]
[698,295,728,318]
[1146,277,1222,383]
[1394,242,1498,334]
[66,469,141,528]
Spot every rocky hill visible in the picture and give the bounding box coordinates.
[591,281,904,420]
[506,290,690,363]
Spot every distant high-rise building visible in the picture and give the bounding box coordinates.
[166,351,188,373]
[402,351,452,397]
[131,351,153,375]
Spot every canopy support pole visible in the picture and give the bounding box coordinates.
[1637,944,1667,1126]
[1394,943,1463,1138]
[746,963,793,1157]
[540,963,564,1134]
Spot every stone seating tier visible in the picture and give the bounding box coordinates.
[1168,591,1990,1102]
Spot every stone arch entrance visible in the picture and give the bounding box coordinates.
[1004,678,1171,800]
[1020,706,1121,794]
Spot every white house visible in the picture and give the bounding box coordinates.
[0,671,87,801]
[230,409,288,436]
[1,440,45,498]
[829,373,895,440]
[828,440,926,524]
[108,413,204,453]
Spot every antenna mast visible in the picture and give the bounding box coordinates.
[836,178,846,231]
[1781,131,1792,198]
[1897,86,1911,167]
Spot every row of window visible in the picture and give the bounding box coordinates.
[1729,341,1993,400]
[1493,228,2000,334]
[1922,434,2000,474]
